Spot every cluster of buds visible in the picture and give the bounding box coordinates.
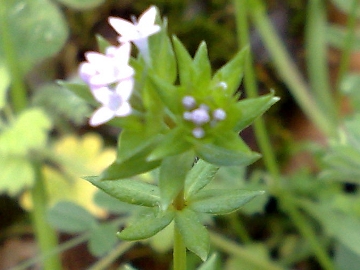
[78,6,160,126]
[182,95,226,139]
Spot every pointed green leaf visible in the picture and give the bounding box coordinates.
[175,208,210,261]
[118,209,174,241]
[234,93,279,131]
[184,159,219,199]
[100,154,161,180]
[47,201,97,233]
[172,36,194,86]
[159,151,194,209]
[148,127,192,161]
[212,46,248,96]
[96,34,112,53]
[85,176,160,207]
[88,222,118,257]
[148,74,181,115]
[197,253,218,270]
[149,19,177,83]
[189,189,265,215]
[195,133,260,166]
[193,42,212,87]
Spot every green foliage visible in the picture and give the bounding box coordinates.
[0,108,51,195]
[0,0,68,75]
[0,62,10,109]
[55,0,105,10]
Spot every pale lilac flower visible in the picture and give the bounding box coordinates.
[182,96,196,110]
[79,43,134,88]
[108,6,161,63]
[190,107,210,125]
[192,127,205,139]
[213,109,226,121]
[89,78,134,126]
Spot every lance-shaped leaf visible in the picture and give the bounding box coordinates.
[194,132,260,166]
[85,176,160,207]
[159,151,194,210]
[118,209,174,241]
[197,253,218,270]
[175,208,210,261]
[148,74,181,115]
[147,127,192,161]
[184,159,219,199]
[189,189,265,215]
[149,19,177,83]
[193,41,212,89]
[172,36,194,86]
[234,92,280,132]
[211,46,248,96]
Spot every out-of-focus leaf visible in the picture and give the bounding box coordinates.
[330,0,360,17]
[32,83,91,125]
[47,201,97,233]
[0,157,34,195]
[0,62,10,109]
[89,222,118,257]
[197,253,218,270]
[55,0,105,10]
[0,108,51,156]
[326,25,360,50]
[0,0,68,75]
[335,243,360,270]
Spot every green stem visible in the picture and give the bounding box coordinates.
[248,0,336,137]
[173,225,187,270]
[234,1,335,269]
[335,0,359,92]
[30,163,62,270]
[88,241,135,270]
[234,0,281,191]
[210,231,284,270]
[0,3,27,113]
[305,0,337,123]
[280,195,334,270]
[227,213,251,243]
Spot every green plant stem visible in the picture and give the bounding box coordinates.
[0,3,27,114]
[210,231,284,270]
[227,213,251,243]
[280,195,334,270]
[248,0,336,137]
[335,0,359,92]
[173,225,186,270]
[234,1,335,269]
[305,0,337,122]
[30,163,62,270]
[173,189,186,270]
[234,0,281,192]
[88,241,135,270]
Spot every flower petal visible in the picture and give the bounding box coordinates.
[85,52,112,69]
[115,78,134,101]
[108,17,139,42]
[115,102,132,117]
[89,106,115,126]
[91,87,112,105]
[138,6,157,27]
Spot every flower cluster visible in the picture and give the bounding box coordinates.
[79,6,160,126]
[182,95,227,139]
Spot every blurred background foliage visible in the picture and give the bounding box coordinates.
[2,0,360,269]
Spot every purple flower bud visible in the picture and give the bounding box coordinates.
[191,108,210,125]
[182,96,196,110]
[183,111,192,121]
[213,109,226,121]
[192,127,205,138]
